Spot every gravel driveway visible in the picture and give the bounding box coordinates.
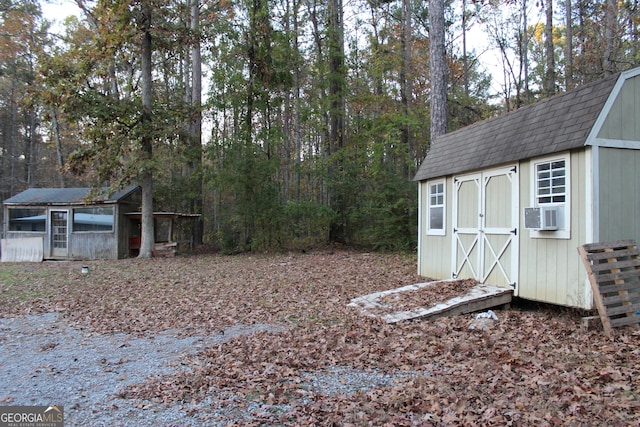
[0,312,282,426]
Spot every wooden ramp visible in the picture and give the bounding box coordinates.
[348,280,513,324]
[578,240,640,337]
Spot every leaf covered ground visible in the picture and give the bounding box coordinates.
[1,250,639,426]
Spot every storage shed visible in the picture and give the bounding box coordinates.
[2,186,141,261]
[414,67,640,309]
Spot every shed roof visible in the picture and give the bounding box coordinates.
[3,186,140,205]
[414,72,621,181]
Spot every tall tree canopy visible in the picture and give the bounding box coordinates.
[0,0,638,253]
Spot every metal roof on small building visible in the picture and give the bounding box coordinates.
[3,186,140,205]
[414,72,620,181]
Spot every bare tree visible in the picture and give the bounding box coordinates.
[522,0,530,103]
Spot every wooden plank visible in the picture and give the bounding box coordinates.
[430,293,512,319]
[595,269,640,283]
[587,247,640,261]
[610,315,640,328]
[582,240,637,251]
[600,281,640,294]
[578,240,640,337]
[603,292,640,305]
[607,302,640,316]
[349,282,512,324]
[589,258,640,272]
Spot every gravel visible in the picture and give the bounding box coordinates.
[0,313,424,426]
[0,312,283,426]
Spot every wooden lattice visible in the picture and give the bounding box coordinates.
[578,240,640,337]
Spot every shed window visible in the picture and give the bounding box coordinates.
[8,208,46,232]
[531,155,570,239]
[73,207,114,232]
[536,160,566,204]
[427,181,445,235]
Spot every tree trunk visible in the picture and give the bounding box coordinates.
[523,0,530,103]
[10,82,18,194]
[462,0,469,99]
[51,107,66,187]
[138,0,155,259]
[544,0,555,96]
[327,0,346,243]
[293,0,302,200]
[631,0,639,67]
[190,0,204,246]
[400,0,413,176]
[565,0,574,89]
[26,109,37,186]
[328,0,344,153]
[429,0,447,141]
[603,0,616,75]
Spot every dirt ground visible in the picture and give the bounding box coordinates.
[1,249,639,425]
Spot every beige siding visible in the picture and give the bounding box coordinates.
[598,74,640,140]
[518,150,592,309]
[598,147,640,244]
[418,179,452,279]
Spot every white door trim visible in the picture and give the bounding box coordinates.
[49,209,70,258]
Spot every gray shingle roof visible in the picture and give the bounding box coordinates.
[413,72,620,181]
[3,186,140,205]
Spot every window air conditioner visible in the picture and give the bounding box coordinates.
[524,207,559,230]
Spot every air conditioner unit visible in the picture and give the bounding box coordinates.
[524,207,559,230]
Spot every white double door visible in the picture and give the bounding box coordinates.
[452,166,519,290]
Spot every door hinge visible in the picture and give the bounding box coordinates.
[453,228,458,233]
[511,228,517,235]
[452,272,458,279]
[510,282,516,289]
[510,166,517,173]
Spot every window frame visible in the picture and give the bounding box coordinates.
[8,208,47,233]
[427,180,446,236]
[530,153,571,239]
[72,206,115,233]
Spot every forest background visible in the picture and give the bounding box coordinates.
[1,0,639,254]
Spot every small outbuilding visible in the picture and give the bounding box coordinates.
[414,67,640,309]
[2,186,141,261]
